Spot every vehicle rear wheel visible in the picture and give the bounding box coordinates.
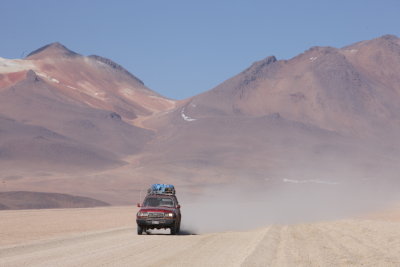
[137,225,143,235]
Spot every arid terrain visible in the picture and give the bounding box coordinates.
[1,35,400,265]
[1,205,400,267]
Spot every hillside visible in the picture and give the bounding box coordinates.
[0,191,109,210]
[0,43,176,173]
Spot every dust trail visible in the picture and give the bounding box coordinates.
[179,177,400,234]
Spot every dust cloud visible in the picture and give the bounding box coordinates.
[179,172,400,234]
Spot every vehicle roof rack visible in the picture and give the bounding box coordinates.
[147,184,176,195]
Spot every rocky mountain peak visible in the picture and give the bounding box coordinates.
[245,56,277,74]
[26,42,79,59]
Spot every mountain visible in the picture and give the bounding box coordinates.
[19,42,174,120]
[0,43,175,173]
[170,35,400,137]
[136,35,400,194]
[1,36,400,205]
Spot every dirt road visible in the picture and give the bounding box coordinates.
[1,206,400,266]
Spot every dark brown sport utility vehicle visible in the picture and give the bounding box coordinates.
[136,193,181,235]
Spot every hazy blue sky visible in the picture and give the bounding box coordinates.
[1,0,399,99]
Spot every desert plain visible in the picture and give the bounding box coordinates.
[1,204,400,267]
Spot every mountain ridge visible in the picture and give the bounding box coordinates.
[1,34,400,205]
[88,54,145,85]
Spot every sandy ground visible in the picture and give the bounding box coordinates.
[1,206,400,266]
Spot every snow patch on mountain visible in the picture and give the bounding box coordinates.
[50,77,59,83]
[181,108,196,122]
[36,72,59,84]
[0,57,33,73]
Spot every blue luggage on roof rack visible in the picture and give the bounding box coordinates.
[148,184,175,195]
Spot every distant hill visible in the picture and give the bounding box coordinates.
[0,191,110,210]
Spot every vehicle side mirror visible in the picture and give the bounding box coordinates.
[137,203,141,207]
[176,205,181,209]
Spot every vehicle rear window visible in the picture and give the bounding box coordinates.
[144,197,174,207]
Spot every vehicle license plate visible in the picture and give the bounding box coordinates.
[152,221,160,224]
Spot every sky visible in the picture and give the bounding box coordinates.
[1,0,400,100]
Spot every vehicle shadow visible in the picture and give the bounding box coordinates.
[177,229,197,235]
[144,229,196,236]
